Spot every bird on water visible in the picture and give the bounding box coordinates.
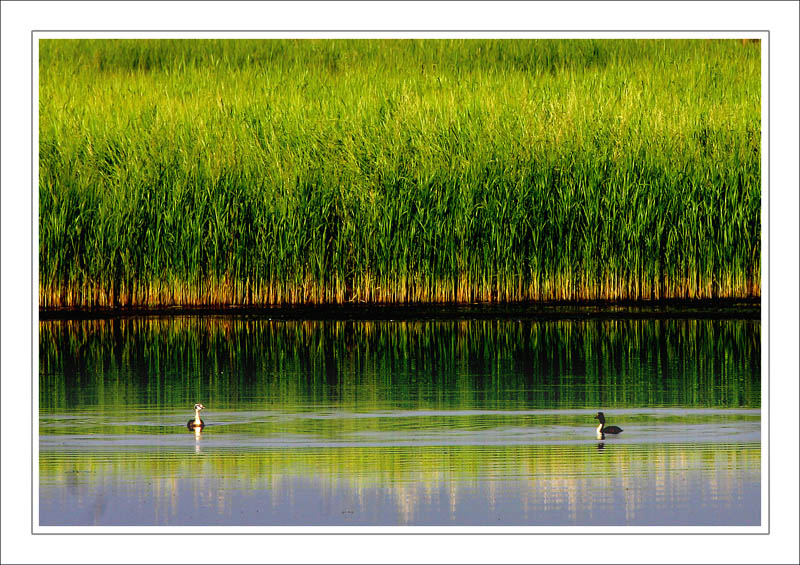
[594,412,622,438]
[187,403,205,430]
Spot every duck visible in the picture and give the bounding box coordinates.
[187,403,205,430]
[594,412,622,438]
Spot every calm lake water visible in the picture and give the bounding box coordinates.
[39,316,761,526]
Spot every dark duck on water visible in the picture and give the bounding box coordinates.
[594,412,622,438]
[187,403,205,430]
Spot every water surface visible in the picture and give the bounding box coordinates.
[39,317,761,526]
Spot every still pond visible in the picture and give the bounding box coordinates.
[39,316,761,526]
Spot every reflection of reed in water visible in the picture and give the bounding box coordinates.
[39,442,760,525]
[40,317,761,411]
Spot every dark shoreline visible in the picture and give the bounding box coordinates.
[39,298,761,321]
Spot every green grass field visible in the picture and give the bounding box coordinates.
[39,39,761,308]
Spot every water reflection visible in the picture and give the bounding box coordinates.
[40,317,761,411]
[40,440,760,526]
[38,316,761,526]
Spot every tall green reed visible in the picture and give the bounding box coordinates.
[39,39,761,307]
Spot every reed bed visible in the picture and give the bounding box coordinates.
[39,39,761,308]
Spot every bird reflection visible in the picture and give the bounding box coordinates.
[194,426,202,453]
[596,442,605,451]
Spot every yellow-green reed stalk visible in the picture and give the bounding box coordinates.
[39,39,761,308]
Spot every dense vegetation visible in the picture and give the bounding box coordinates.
[39,39,761,308]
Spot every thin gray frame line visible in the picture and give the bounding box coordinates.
[31,28,37,540]
[33,29,769,31]
[11,0,795,2]
[31,30,770,536]
[766,27,770,543]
